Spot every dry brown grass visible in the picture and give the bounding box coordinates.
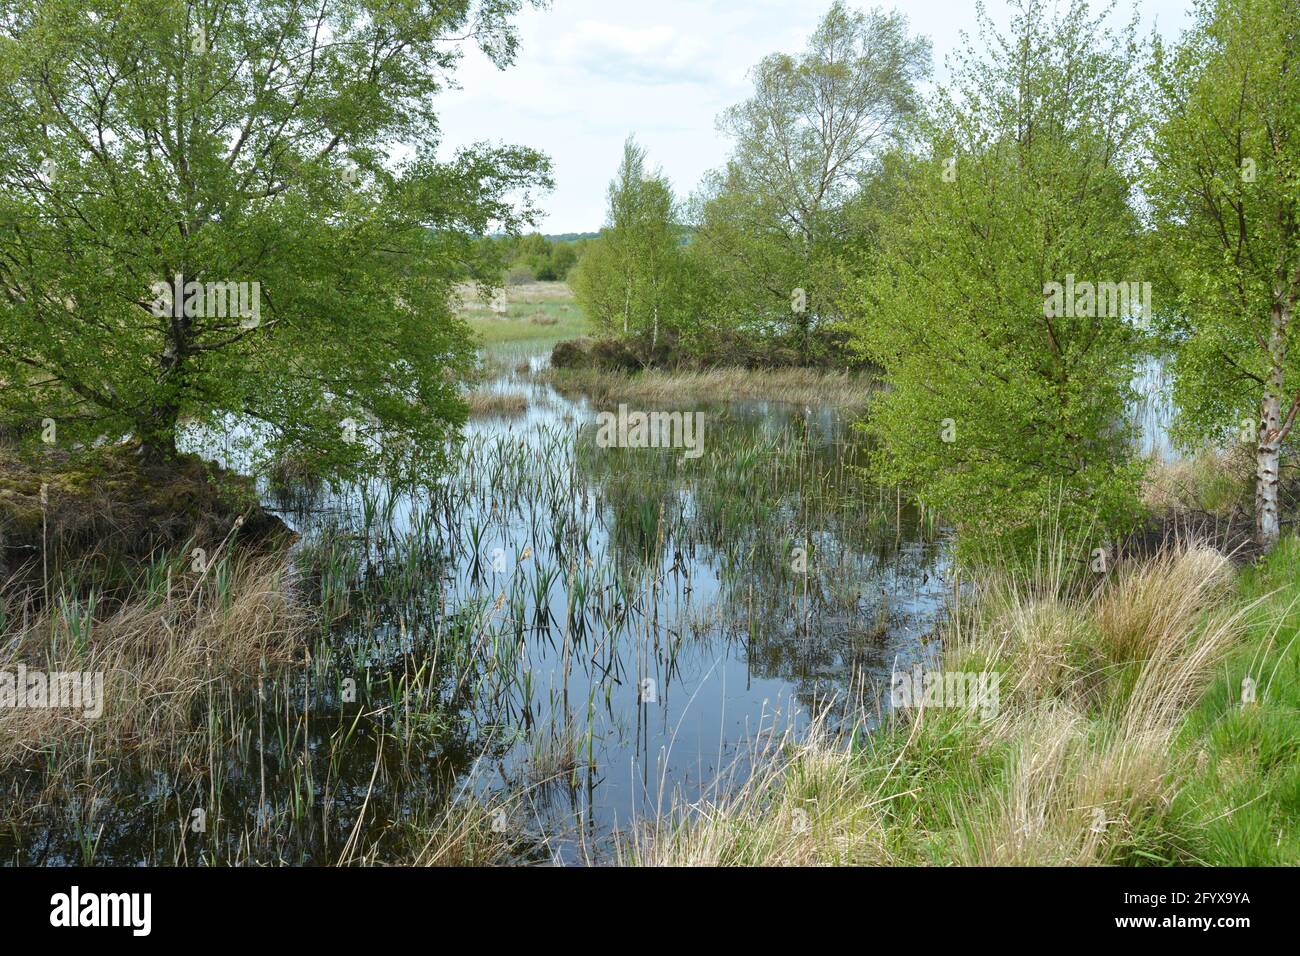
[407,801,524,866]
[1141,445,1254,514]
[546,366,876,410]
[624,715,890,866]
[1093,546,1233,672]
[948,546,1247,864]
[0,553,306,773]
[0,546,553,866]
[466,389,530,418]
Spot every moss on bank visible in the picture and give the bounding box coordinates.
[0,441,293,585]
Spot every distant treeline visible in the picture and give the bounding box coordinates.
[469,233,592,284]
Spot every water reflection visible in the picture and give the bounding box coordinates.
[275,356,949,861]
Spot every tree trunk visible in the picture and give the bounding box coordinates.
[1256,391,1282,551]
[138,405,180,466]
[139,433,178,467]
[139,271,186,467]
[1255,296,1291,552]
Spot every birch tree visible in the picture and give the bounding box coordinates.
[1147,0,1300,551]
[696,1,929,358]
[845,0,1148,545]
[572,138,683,354]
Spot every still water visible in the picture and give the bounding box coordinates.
[268,346,950,862]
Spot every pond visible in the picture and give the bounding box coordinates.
[260,342,948,863]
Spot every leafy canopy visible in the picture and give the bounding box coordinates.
[1146,0,1300,451]
[692,1,930,356]
[0,0,551,483]
[845,0,1149,546]
[571,137,693,355]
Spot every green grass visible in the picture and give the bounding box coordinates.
[461,281,590,348]
[1171,534,1300,864]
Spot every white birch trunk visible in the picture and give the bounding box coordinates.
[1256,391,1282,551]
[1256,295,1292,551]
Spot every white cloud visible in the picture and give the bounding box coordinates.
[546,20,720,85]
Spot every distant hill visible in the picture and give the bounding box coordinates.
[482,230,601,243]
[544,232,601,243]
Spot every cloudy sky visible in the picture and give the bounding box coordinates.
[437,0,1195,234]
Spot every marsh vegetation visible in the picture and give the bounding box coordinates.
[0,302,948,863]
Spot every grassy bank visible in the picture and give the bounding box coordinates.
[1174,535,1300,864]
[627,536,1299,865]
[460,280,590,348]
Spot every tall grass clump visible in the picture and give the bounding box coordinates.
[0,546,539,866]
[621,714,889,866]
[0,551,306,771]
[0,551,309,865]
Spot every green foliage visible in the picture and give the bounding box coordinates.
[480,231,583,283]
[569,235,624,334]
[1145,0,1300,549]
[0,0,551,485]
[570,137,693,357]
[844,0,1149,546]
[559,3,931,370]
[1147,0,1300,445]
[550,242,578,279]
